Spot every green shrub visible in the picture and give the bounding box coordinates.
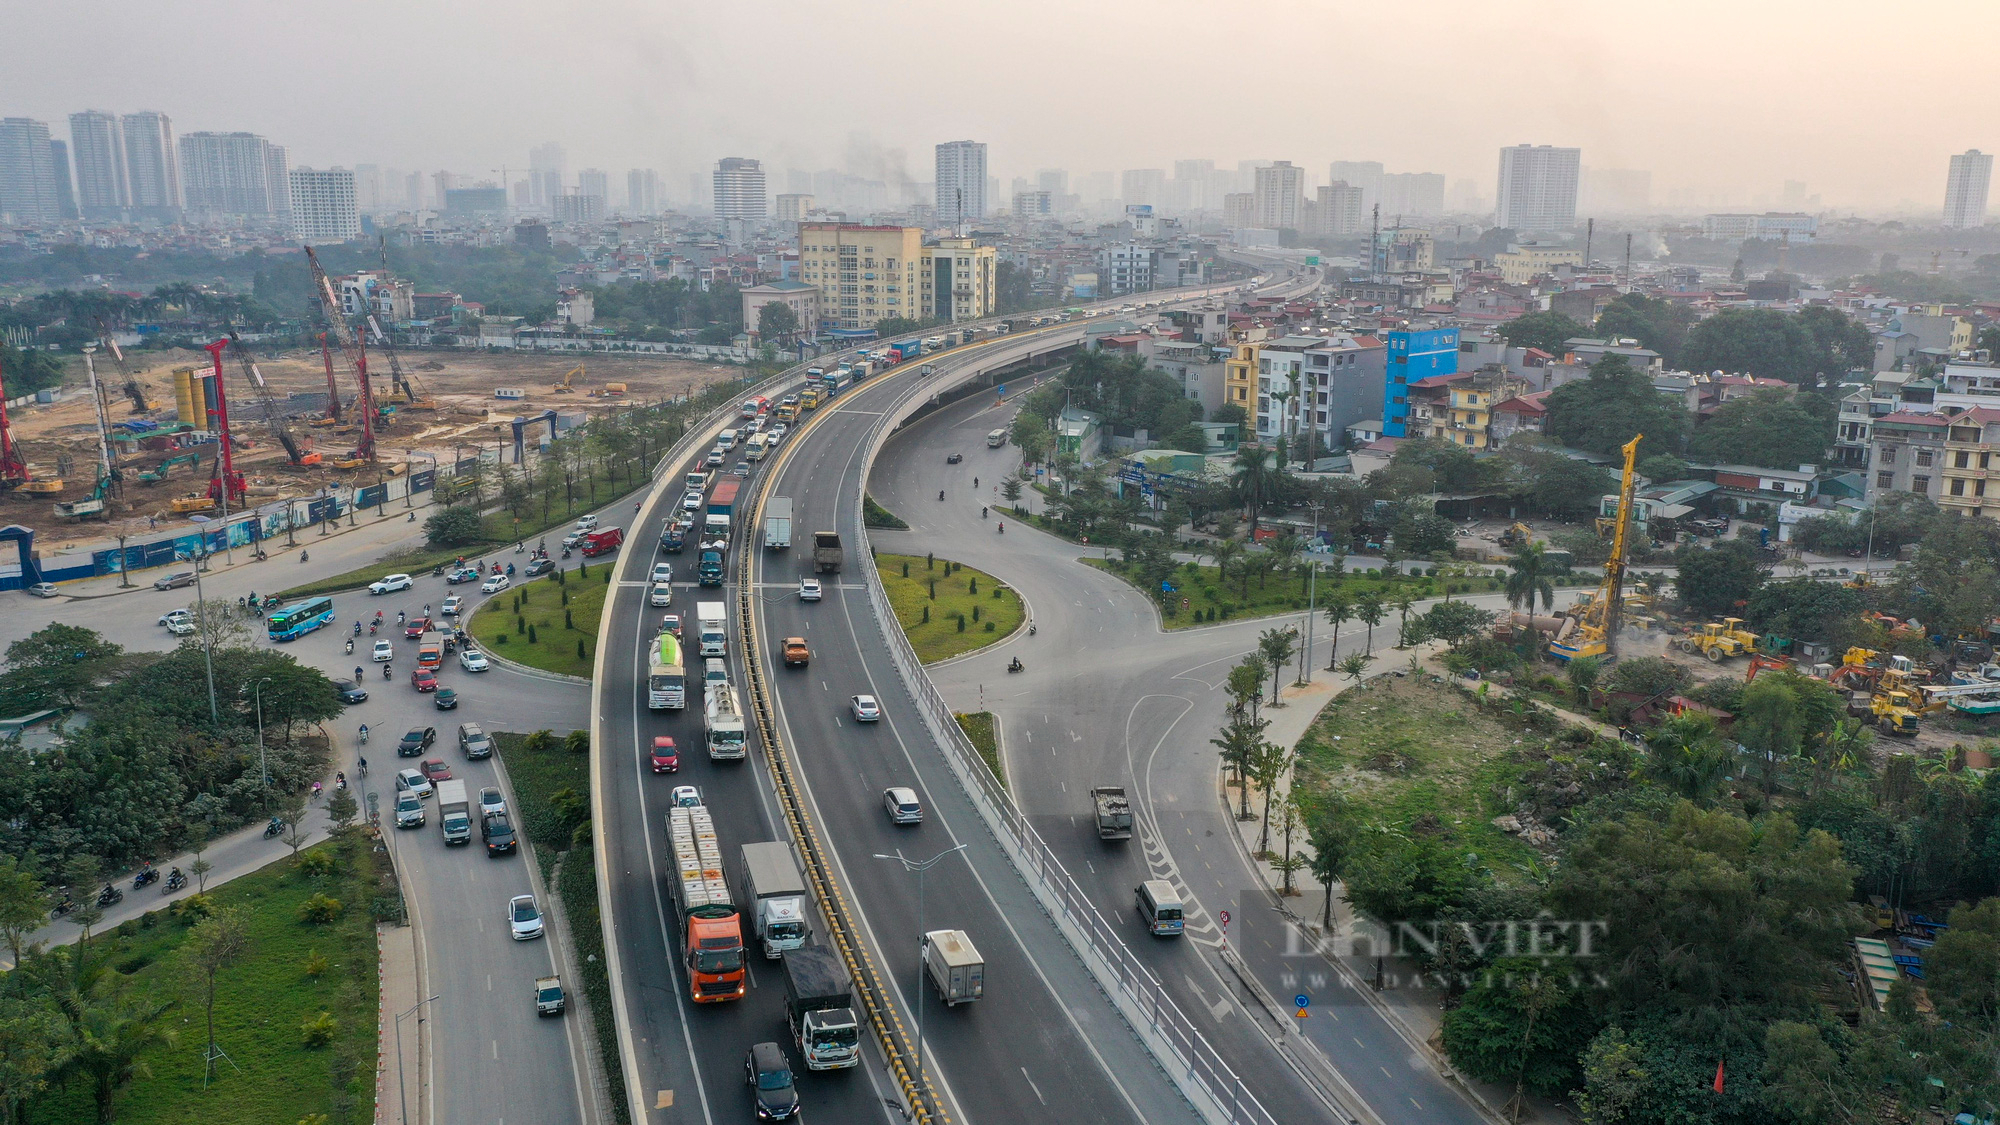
[300,1011,339,1048]
[302,949,331,978]
[495,634,507,645]
[984,621,996,632]
[298,893,343,924]
[577,639,587,660]
[957,616,966,633]
[523,730,558,753]
[528,624,538,643]
[172,893,216,922]
[565,609,574,630]
[564,729,590,755]
[921,605,930,624]
[296,850,339,879]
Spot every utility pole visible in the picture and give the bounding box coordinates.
[1583,217,1594,266]
[1298,502,1322,686]
[251,677,272,813]
[1622,233,1633,292]
[875,845,968,1081]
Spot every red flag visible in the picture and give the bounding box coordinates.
[1712,1059,1725,1093]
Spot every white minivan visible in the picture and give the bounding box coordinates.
[1136,880,1184,936]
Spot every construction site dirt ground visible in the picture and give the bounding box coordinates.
[3,348,743,544]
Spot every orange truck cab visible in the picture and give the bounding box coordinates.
[667,805,746,1001]
[417,642,443,669]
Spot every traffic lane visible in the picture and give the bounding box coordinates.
[759,583,1149,1125]
[368,625,590,1125]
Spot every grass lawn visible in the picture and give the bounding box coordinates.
[467,564,613,678]
[28,833,385,1123]
[955,712,1006,790]
[1084,557,1453,629]
[876,552,1025,663]
[1293,673,1540,882]
[493,730,628,1125]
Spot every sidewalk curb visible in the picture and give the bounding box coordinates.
[478,646,592,686]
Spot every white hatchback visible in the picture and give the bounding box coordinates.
[481,574,510,593]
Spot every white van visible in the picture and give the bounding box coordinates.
[718,428,740,450]
[1136,880,1184,936]
[986,428,1008,448]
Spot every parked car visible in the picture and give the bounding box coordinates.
[459,649,490,672]
[395,768,433,799]
[850,695,882,722]
[26,582,58,598]
[397,727,437,757]
[433,687,459,710]
[369,573,414,594]
[372,640,395,662]
[883,787,924,825]
[410,667,439,693]
[333,680,369,704]
[153,571,197,591]
[420,758,452,783]
[481,574,510,594]
[508,894,545,940]
[650,736,679,774]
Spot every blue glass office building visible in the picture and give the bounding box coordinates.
[1382,327,1460,437]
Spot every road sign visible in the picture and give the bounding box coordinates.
[1218,909,1230,925]
[1294,993,1309,1009]
[1306,256,1321,266]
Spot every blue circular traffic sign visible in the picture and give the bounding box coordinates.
[1294,994,1310,1009]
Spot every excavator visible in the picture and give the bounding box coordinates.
[1549,434,1643,663]
[137,452,202,484]
[552,364,584,394]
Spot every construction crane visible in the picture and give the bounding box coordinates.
[77,345,119,499]
[304,246,377,464]
[1548,434,1642,663]
[227,330,318,466]
[0,353,30,489]
[367,236,432,408]
[199,339,248,506]
[90,325,150,414]
[318,332,342,423]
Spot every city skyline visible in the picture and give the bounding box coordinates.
[3,1,1996,216]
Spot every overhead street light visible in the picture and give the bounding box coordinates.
[874,843,968,1081]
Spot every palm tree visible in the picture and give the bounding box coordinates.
[1642,713,1731,802]
[1323,592,1354,670]
[1339,651,1371,688]
[1208,538,1243,595]
[1389,588,1419,647]
[1267,535,1305,594]
[76,997,177,1122]
[1356,595,1385,655]
[1232,445,1278,532]
[1252,740,1290,856]
[1504,542,1557,634]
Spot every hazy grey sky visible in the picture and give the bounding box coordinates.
[8,0,1995,211]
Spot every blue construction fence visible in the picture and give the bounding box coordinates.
[3,460,463,590]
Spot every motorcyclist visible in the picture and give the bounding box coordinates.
[981,506,988,519]
[357,756,368,776]
[354,666,364,683]
[998,521,1005,534]
[397,610,406,625]
[168,867,183,884]
[335,771,347,790]
[359,724,370,745]
[300,551,309,563]
[1008,656,1023,672]
[939,490,945,501]
[383,662,393,680]
[353,620,363,635]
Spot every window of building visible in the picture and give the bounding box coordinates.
[1955,450,1971,469]
[1880,447,1896,465]
[1912,475,1931,493]
[1877,471,1895,489]
[1917,449,1934,467]
[1952,478,1967,496]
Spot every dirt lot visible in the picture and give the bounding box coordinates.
[2,348,742,543]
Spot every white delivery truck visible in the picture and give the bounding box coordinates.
[763,496,793,551]
[740,841,810,958]
[696,602,727,657]
[923,929,985,1006]
[436,780,473,846]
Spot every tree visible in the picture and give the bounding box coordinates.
[875,316,923,337]
[1389,589,1419,646]
[1440,962,1593,1099]
[0,624,124,713]
[1672,539,1766,619]
[1232,446,1279,532]
[1523,457,1614,521]
[1251,740,1290,856]
[1211,710,1268,820]
[1009,412,1052,465]
[1760,1021,1864,1122]
[1257,628,1296,703]
[1420,601,1495,651]
[1208,537,1243,596]
[0,856,46,967]
[1504,542,1557,623]
[1687,388,1834,469]
[0,991,68,1124]
[999,474,1024,508]
[1355,595,1384,655]
[423,505,483,548]
[1565,654,1604,695]
[1342,831,1473,924]
[1338,651,1370,687]
[1574,1025,1648,1125]
[180,907,250,1082]
[324,787,359,834]
[1299,791,1354,929]
[1682,308,1825,386]
[1394,511,1457,558]
[75,996,178,1122]
[1542,355,1688,457]
[1745,577,1863,643]
[755,301,799,342]
[1322,593,1354,671]
[1797,305,1874,376]
[1604,656,1690,698]
[1498,310,1588,355]
[279,793,309,859]
[1636,453,1690,483]
[1594,293,1696,367]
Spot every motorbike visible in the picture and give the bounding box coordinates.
[250,549,268,561]
[505,563,515,577]
[163,872,186,894]
[997,522,1004,534]
[1029,623,1037,636]
[359,726,370,745]
[97,884,123,907]
[369,623,378,636]
[432,565,444,576]
[382,663,393,680]
[131,867,158,890]
[49,897,74,919]
[263,818,285,839]
[345,638,354,655]
[353,621,363,636]
[1008,657,1024,673]
[300,551,309,563]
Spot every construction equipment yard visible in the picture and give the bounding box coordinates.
[0,346,742,543]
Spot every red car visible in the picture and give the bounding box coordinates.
[420,758,452,783]
[404,616,433,639]
[649,736,679,774]
[410,667,439,693]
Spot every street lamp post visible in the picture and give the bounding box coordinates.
[395,995,440,1125]
[250,676,273,813]
[1298,501,1323,685]
[181,549,221,728]
[874,844,968,1079]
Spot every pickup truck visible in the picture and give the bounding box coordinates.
[534,975,566,1016]
[783,637,811,666]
